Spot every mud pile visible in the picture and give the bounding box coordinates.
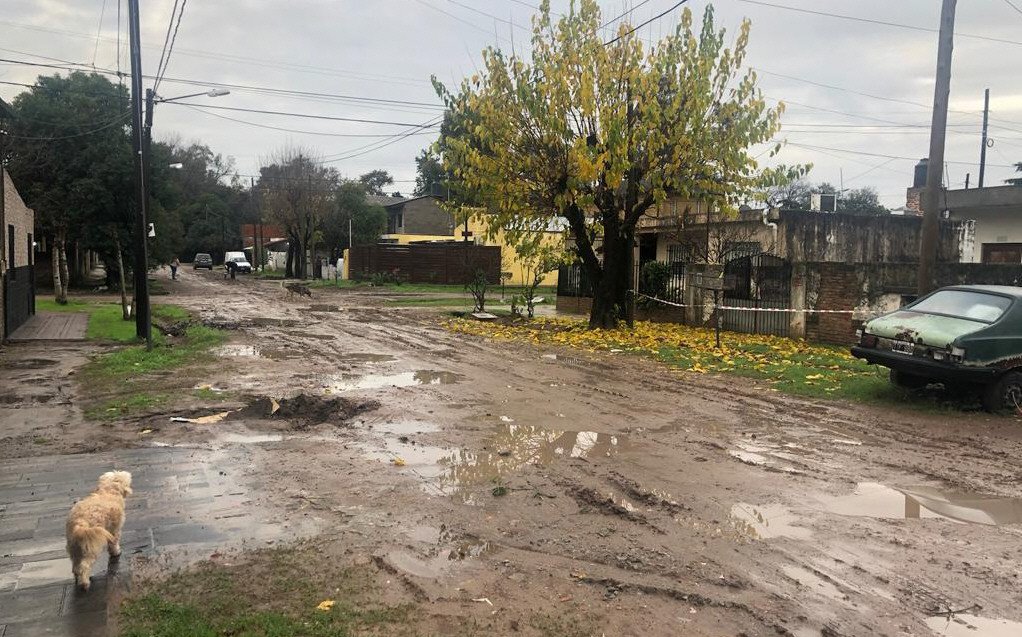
[239,394,380,428]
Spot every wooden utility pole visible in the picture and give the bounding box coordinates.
[127,0,152,348]
[918,0,957,297]
[978,88,990,188]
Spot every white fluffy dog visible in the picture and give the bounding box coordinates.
[65,471,132,591]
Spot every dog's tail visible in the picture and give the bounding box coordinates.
[68,523,114,554]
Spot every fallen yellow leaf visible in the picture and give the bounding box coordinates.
[316,600,335,612]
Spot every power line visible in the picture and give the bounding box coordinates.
[783,141,1016,168]
[0,18,428,88]
[447,0,529,32]
[155,0,188,92]
[736,0,1022,47]
[605,0,689,45]
[319,117,444,163]
[181,103,438,138]
[1001,0,1022,17]
[163,101,442,127]
[91,0,108,67]
[152,0,179,91]
[601,0,656,29]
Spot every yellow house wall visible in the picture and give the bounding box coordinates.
[466,219,563,287]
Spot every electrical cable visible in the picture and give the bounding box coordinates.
[152,0,179,91]
[155,0,188,93]
[162,101,442,127]
[601,0,656,29]
[180,103,438,138]
[605,0,689,45]
[91,0,108,67]
[736,0,1022,47]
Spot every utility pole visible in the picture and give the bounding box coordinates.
[918,0,957,297]
[127,0,152,348]
[978,88,990,188]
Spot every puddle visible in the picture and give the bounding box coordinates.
[328,370,463,392]
[360,424,628,502]
[729,503,813,540]
[728,441,804,473]
[925,614,1022,637]
[338,352,397,363]
[216,432,284,444]
[819,482,1022,526]
[215,344,260,357]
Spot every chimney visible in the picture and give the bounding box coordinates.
[912,158,928,188]
[905,158,928,216]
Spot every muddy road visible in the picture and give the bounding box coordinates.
[5,268,1022,636]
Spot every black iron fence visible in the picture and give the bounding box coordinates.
[556,263,593,298]
[721,253,791,337]
[636,261,686,306]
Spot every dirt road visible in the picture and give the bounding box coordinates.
[5,268,1022,636]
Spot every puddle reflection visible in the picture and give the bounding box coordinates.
[729,503,813,540]
[361,424,627,503]
[821,482,1022,526]
[925,614,1022,637]
[329,370,462,392]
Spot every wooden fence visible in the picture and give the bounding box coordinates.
[348,243,501,284]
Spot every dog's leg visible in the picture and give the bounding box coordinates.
[107,533,122,559]
[72,555,94,591]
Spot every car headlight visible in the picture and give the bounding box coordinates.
[932,350,946,361]
[949,346,965,362]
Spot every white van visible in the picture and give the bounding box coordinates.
[224,251,252,274]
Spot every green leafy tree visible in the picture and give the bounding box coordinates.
[435,1,799,328]
[321,180,387,256]
[4,72,133,303]
[414,147,446,196]
[357,169,394,196]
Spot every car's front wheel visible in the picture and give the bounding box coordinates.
[889,369,929,390]
[982,371,1022,413]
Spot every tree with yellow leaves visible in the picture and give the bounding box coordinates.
[435,0,801,328]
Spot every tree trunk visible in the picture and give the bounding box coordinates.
[58,242,69,302]
[114,237,130,320]
[586,232,631,329]
[285,240,295,278]
[51,241,63,304]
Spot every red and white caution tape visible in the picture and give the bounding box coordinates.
[632,291,866,315]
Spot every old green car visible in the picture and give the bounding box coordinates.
[851,285,1022,411]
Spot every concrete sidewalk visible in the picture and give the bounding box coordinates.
[0,445,296,637]
[8,313,88,342]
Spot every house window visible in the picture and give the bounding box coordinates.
[667,244,690,264]
[723,241,761,261]
[981,243,1022,264]
[396,212,403,230]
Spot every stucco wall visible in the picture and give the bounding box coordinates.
[394,197,455,236]
[951,208,1022,263]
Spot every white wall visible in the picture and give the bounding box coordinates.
[951,209,1022,263]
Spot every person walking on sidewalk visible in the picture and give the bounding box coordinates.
[170,257,180,280]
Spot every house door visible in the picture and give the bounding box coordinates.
[981,243,1022,264]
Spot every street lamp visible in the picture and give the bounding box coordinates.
[134,87,229,349]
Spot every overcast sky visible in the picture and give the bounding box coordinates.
[2,0,1021,208]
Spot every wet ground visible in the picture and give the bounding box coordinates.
[3,268,1022,636]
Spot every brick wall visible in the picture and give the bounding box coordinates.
[814,263,859,345]
[555,295,592,315]
[2,169,36,340]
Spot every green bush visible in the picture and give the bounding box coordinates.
[638,261,671,307]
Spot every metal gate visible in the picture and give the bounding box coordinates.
[721,254,791,336]
[3,265,35,337]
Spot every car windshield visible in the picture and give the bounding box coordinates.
[910,290,1012,323]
